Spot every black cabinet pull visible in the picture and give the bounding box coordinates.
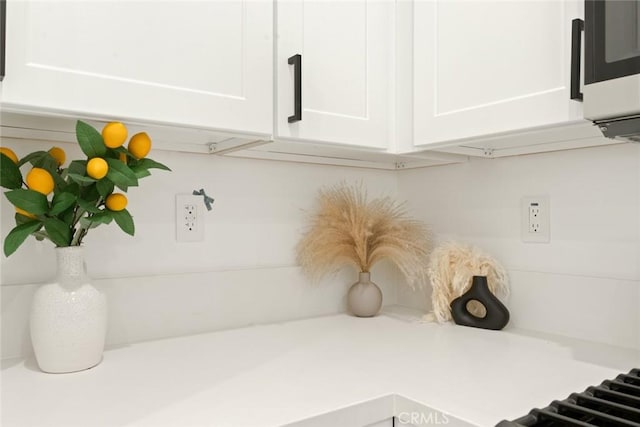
[288,54,301,123]
[0,0,6,81]
[570,18,584,101]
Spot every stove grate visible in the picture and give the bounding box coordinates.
[497,368,640,427]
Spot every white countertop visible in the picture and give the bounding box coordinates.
[2,309,639,427]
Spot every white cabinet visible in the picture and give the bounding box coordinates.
[276,0,393,149]
[1,0,273,137]
[411,0,586,147]
[1,0,612,163]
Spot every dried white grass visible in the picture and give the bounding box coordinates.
[425,241,509,323]
[296,183,432,289]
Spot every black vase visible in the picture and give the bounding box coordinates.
[450,275,509,330]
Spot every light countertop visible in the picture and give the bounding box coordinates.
[2,308,639,427]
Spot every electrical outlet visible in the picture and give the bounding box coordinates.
[176,194,204,242]
[522,196,550,243]
[529,203,541,233]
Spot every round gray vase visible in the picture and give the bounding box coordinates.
[347,272,382,317]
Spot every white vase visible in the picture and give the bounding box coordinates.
[30,246,107,373]
[347,272,383,317]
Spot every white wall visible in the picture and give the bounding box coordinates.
[1,138,400,359]
[397,143,640,350]
[3,138,639,359]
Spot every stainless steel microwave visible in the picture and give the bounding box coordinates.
[580,0,640,141]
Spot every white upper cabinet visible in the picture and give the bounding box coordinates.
[412,0,585,147]
[1,0,608,162]
[1,1,273,137]
[276,0,393,149]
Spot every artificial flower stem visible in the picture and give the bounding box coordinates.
[71,197,103,246]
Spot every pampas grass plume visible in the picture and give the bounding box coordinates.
[296,183,432,289]
[425,241,509,323]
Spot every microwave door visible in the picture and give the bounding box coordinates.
[585,0,640,84]
[584,0,640,121]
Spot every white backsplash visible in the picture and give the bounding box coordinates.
[397,143,640,350]
[2,138,639,359]
[1,139,400,359]
[1,141,399,284]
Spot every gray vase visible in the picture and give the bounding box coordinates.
[347,272,382,317]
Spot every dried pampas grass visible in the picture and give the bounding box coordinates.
[296,183,432,289]
[425,242,509,323]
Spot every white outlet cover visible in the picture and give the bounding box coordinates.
[521,196,550,243]
[176,194,205,242]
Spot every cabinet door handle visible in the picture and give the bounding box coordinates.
[288,54,302,123]
[0,0,6,81]
[570,18,584,101]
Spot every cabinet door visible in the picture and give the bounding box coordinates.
[413,0,584,146]
[276,0,392,149]
[2,1,272,136]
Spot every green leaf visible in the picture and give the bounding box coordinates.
[43,218,71,247]
[96,179,114,198]
[136,158,171,172]
[76,120,106,158]
[5,189,49,215]
[60,206,76,224]
[128,157,170,181]
[110,147,131,163]
[4,221,42,257]
[77,198,101,213]
[17,151,47,167]
[50,192,77,215]
[80,211,113,229]
[79,218,102,229]
[15,212,37,225]
[112,209,135,236]
[83,184,100,202]
[67,173,97,185]
[90,211,113,224]
[103,148,120,160]
[66,160,87,177]
[1,154,23,189]
[33,153,58,170]
[61,182,80,196]
[131,167,151,179]
[105,158,138,191]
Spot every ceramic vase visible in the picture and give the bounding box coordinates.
[30,246,107,373]
[450,275,510,330]
[347,272,382,317]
